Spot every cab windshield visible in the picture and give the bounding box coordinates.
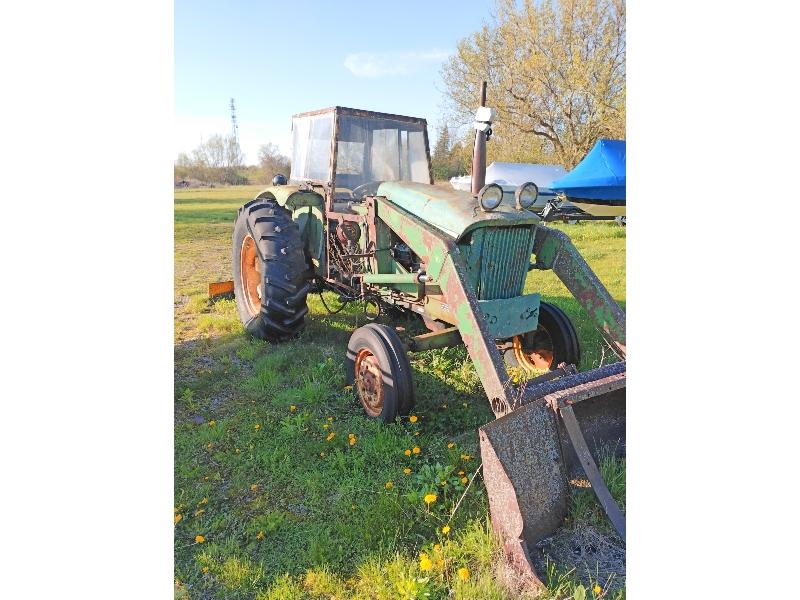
[289,110,430,200]
[335,115,430,198]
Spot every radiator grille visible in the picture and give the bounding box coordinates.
[458,226,536,300]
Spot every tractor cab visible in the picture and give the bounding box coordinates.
[289,107,433,205]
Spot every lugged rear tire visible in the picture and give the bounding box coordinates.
[232,197,310,342]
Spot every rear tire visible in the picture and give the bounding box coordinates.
[346,324,415,423]
[232,197,310,342]
[503,301,581,372]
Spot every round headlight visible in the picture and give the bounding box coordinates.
[477,183,504,211]
[515,182,539,210]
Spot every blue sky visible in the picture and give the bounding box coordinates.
[175,0,494,164]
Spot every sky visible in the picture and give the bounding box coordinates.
[175,0,495,165]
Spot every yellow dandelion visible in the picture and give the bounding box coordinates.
[419,553,433,572]
[199,497,208,505]
[441,480,447,486]
[436,559,444,569]
[202,566,209,573]
[327,416,333,421]
[385,481,394,489]
[290,405,297,412]
[343,385,353,391]
[423,493,437,505]
[593,584,602,596]
[403,468,411,475]
[457,566,470,581]
[326,432,335,441]
[441,525,450,535]
[254,423,261,430]
[404,449,412,456]
[461,454,472,461]
[194,508,205,517]
[206,443,213,449]
[461,477,468,485]
[433,543,441,552]
[203,476,209,481]
[323,423,329,429]
[195,535,205,544]
[208,420,216,427]
[250,484,258,492]
[412,446,421,454]
[174,514,182,525]
[409,415,418,423]
[256,530,265,540]
[447,442,455,449]
[349,436,357,446]
[458,470,465,476]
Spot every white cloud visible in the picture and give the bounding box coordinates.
[343,49,452,78]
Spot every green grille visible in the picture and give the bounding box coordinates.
[458,226,536,300]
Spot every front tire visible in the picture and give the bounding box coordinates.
[346,324,415,423]
[232,197,310,342]
[504,301,581,372]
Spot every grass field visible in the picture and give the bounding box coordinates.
[174,185,626,599]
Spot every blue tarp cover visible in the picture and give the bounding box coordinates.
[550,139,626,201]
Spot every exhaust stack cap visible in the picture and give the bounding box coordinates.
[474,107,495,132]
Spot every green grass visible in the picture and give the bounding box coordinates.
[175,185,626,599]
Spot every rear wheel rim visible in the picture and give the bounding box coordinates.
[354,348,384,417]
[512,328,555,371]
[240,234,261,317]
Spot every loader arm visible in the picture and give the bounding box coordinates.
[532,225,626,358]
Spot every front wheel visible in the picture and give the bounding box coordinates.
[345,324,415,423]
[503,301,581,372]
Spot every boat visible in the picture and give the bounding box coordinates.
[550,139,626,217]
[450,162,572,213]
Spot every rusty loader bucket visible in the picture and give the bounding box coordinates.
[479,362,626,581]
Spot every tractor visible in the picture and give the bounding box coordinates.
[218,84,626,585]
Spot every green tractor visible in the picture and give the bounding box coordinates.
[223,85,626,584]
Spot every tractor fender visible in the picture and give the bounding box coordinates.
[253,185,326,274]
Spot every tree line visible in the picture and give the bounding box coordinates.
[175,135,290,186]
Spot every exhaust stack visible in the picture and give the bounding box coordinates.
[471,81,494,195]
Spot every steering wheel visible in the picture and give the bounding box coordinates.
[350,181,383,199]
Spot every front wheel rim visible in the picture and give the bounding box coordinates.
[512,330,555,371]
[354,348,384,417]
[240,234,261,316]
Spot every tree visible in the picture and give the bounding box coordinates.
[257,143,291,183]
[174,134,246,184]
[441,0,625,168]
[431,123,453,181]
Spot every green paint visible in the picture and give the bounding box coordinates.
[377,181,540,242]
[477,294,541,339]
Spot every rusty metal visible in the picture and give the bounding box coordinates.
[479,363,626,583]
[208,280,234,299]
[354,348,384,417]
[560,404,626,541]
[512,333,554,371]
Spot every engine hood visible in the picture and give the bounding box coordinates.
[377,181,540,241]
